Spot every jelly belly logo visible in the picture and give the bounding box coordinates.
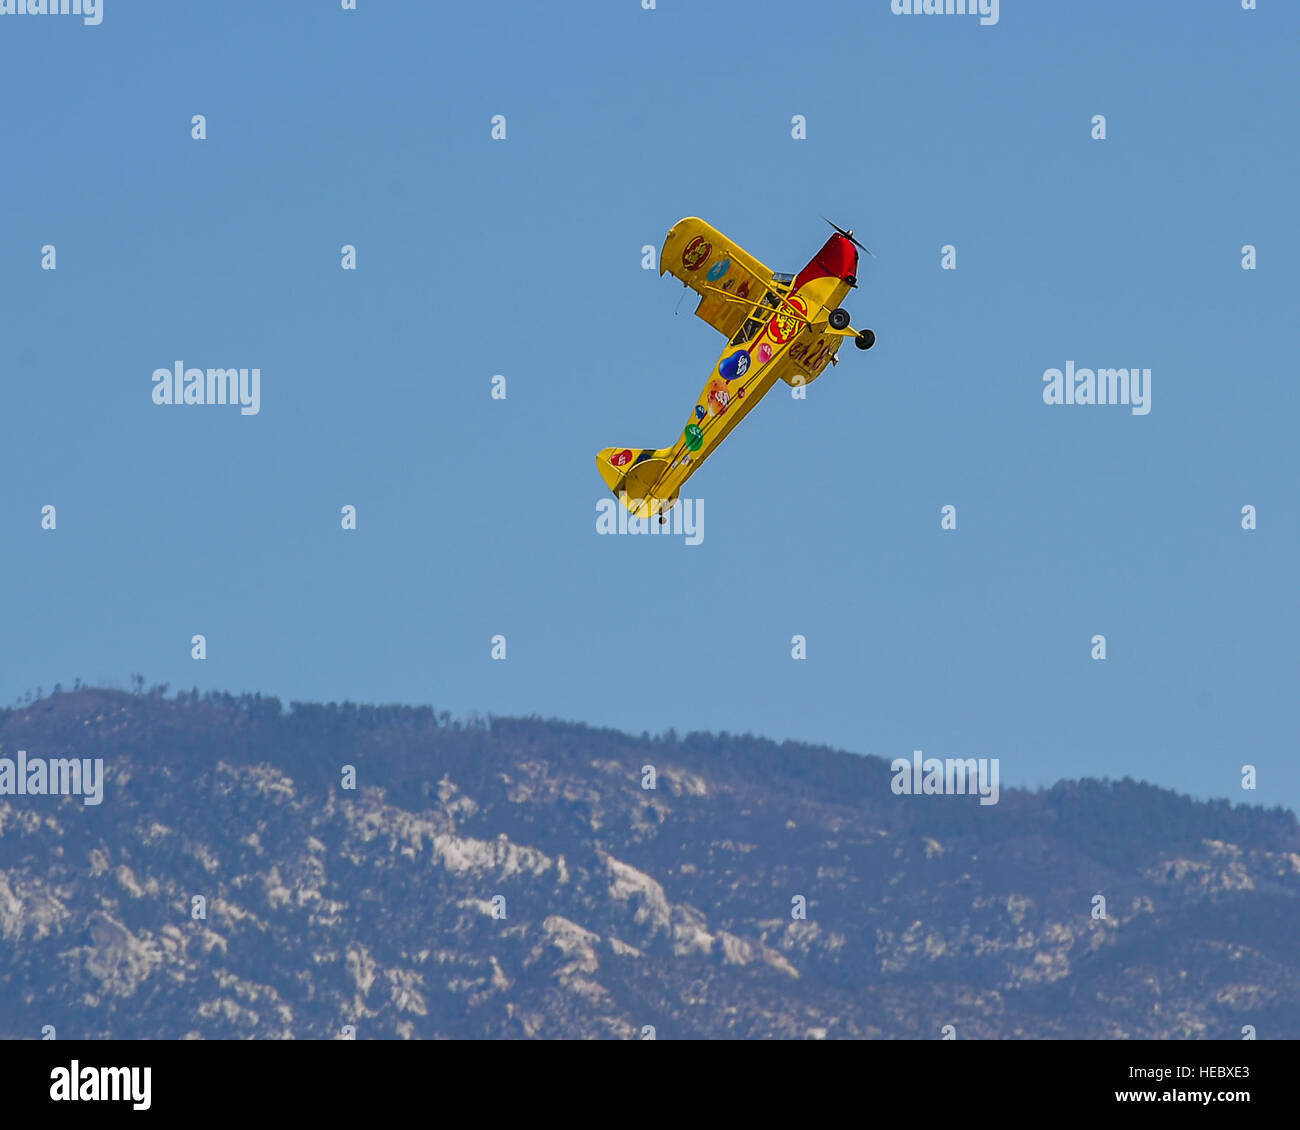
[681,236,711,272]
[768,297,806,344]
[609,449,634,469]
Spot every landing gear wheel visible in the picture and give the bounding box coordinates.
[828,308,851,331]
[854,329,876,351]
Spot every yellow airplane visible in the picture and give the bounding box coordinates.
[596,217,875,520]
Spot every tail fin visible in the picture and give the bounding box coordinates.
[595,448,675,517]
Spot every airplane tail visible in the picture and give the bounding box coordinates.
[595,448,675,517]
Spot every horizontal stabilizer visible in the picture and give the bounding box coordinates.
[595,448,675,517]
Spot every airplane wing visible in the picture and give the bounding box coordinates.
[659,217,782,341]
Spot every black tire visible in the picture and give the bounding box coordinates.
[844,274,857,287]
[828,308,851,331]
[854,329,876,351]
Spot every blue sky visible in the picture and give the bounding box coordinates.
[1,1,1296,812]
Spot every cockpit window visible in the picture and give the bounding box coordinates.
[732,290,783,344]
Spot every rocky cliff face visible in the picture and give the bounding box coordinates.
[1,689,1297,1039]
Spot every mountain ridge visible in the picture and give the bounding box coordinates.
[0,688,1296,1039]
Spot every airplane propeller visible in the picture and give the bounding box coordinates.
[822,216,874,257]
